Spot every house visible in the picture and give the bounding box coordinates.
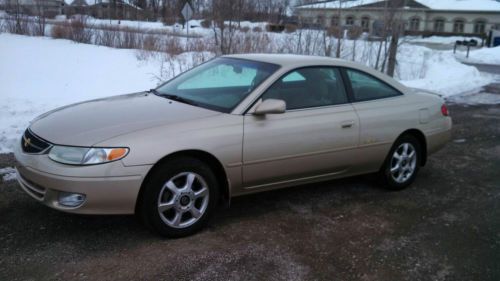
[295,0,500,37]
[1,0,64,17]
[63,0,147,20]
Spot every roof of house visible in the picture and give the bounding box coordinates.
[64,0,141,9]
[296,0,500,12]
[417,0,500,11]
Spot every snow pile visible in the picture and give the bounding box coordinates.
[457,46,500,65]
[405,36,482,45]
[0,167,16,182]
[0,33,160,153]
[397,45,495,96]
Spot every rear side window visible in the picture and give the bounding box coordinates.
[262,67,348,110]
[346,69,402,102]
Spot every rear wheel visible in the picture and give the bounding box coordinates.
[140,157,219,238]
[379,135,422,190]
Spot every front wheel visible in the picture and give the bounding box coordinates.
[140,157,219,238]
[379,135,422,190]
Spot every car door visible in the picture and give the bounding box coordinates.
[343,68,411,173]
[242,67,360,189]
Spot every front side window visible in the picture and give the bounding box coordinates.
[346,69,402,101]
[157,58,279,113]
[261,67,348,110]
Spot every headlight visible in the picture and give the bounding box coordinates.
[48,146,129,165]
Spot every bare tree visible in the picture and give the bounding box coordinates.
[334,5,343,57]
[33,0,46,36]
[209,0,240,54]
[385,0,407,77]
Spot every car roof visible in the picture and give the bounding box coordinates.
[223,53,346,67]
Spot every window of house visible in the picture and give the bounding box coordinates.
[453,20,465,33]
[331,16,339,26]
[361,17,370,31]
[409,17,420,31]
[317,15,325,25]
[474,20,486,34]
[262,67,348,110]
[346,69,402,102]
[346,16,355,26]
[434,19,445,32]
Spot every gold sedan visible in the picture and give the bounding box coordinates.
[14,54,452,237]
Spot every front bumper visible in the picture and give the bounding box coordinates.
[14,144,152,215]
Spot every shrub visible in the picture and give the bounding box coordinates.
[266,24,285,33]
[284,24,297,33]
[142,34,159,51]
[51,23,69,39]
[327,26,342,38]
[252,26,262,33]
[162,36,183,55]
[69,18,92,43]
[200,19,211,28]
[95,29,119,47]
[119,27,140,49]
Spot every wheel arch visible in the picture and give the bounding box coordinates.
[397,129,428,166]
[135,149,231,214]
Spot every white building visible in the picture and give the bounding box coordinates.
[295,0,500,36]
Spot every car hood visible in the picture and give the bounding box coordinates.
[30,92,220,146]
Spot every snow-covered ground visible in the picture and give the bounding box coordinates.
[0,33,159,153]
[399,47,496,95]
[0,33,498,153]
[405,35,483,45]
[456,46,500,65]
[0,167,16,182]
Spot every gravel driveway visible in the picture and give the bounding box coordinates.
[1,103,499,281]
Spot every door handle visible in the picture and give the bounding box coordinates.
[341,120,355,129]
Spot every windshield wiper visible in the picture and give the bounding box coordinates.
[151,90,199,106]
[148,89,160,95]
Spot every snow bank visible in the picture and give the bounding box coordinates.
[397,45,495,96]
[457,46,500,65]
[0,33,160,153]
[405,36,482,45]
[0,167,16,182]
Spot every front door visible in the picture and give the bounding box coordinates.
[242,67,360,188]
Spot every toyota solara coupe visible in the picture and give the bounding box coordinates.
[14,54,452,237]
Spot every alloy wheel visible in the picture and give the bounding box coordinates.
[390,143,417,184]
[157,172,209,229]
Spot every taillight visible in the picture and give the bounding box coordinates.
[441,104,449,116]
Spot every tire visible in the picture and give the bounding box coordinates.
[378,135,422,190]
[140,157,219,238]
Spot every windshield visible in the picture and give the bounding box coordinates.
[156,57,280,113]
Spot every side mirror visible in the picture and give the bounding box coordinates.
[253,99,286,115]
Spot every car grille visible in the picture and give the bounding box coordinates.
[21,129,51,154]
